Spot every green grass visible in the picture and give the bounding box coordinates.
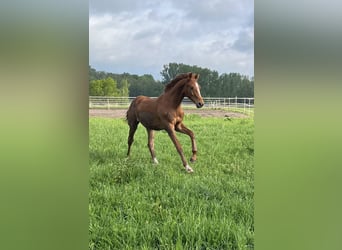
[89,115,254,249]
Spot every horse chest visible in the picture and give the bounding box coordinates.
[164,111,183,123]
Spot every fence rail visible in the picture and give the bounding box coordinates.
[89,96,254,114]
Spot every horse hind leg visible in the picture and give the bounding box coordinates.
[127,120,139,157]
[147,129,158,164]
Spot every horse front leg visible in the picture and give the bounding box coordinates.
[166,127,193,173]
[176,123,197,162]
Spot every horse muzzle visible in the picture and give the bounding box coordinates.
[196,102,204,108]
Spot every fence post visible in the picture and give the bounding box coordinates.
[248,98,251,114]
[243,97,246,113]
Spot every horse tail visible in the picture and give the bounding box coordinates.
[126,97,137,123]
[126,97,140,157]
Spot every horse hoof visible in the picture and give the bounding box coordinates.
[190,158,196,163]
[185,165,194,173]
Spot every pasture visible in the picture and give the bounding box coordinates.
[89,114,254,249]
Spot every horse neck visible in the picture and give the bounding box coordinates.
[163,81,186,108]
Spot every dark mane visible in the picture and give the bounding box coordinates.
[164,73,190,92]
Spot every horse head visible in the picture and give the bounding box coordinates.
[185,73,204,108]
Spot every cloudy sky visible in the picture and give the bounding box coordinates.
[89,0,254,80]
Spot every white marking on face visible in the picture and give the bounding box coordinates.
[194,82,202,97]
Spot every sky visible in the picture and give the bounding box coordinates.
[89,0,254,80]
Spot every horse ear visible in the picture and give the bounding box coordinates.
[188,72,192,78]
[195,74,199,80]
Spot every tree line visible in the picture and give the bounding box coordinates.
[89,63,254,97]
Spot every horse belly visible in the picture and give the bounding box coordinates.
[137,112,164,130]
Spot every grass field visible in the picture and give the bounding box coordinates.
[89,115,254,249]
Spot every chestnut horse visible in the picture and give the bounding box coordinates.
[126,72,204,173]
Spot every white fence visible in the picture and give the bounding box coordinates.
[89,96,254,114]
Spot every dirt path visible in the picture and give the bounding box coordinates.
[89,108,249,119]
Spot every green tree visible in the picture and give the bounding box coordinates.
[160,63,180,84]
[128,74,163,97]
[89,64,254,98]
[102,77,118,96]
[89,77,119,96]
[160,63,219,96]
[118,79,129,97]
[89,79,104,96]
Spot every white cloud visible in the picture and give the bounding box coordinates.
[89,0,254,79]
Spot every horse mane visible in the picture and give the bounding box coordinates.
[164,73,191,92]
